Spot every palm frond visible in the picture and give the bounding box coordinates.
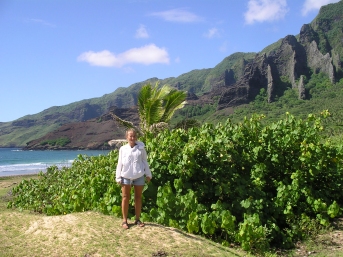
[138,84,152,118]
[135,81,187,135]
[146,99,163,125]
[110,112,142,135]
[161,89,187,122]
[153,84,171,100]
[138,82,164,133]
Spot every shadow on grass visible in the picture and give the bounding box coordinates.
[144,223,242,256]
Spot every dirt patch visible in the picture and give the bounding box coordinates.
[0,181,17,189]
[25,214,79,237]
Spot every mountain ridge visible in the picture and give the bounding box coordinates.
[1,1,343,148]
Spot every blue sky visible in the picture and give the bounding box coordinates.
[0,0,340,122]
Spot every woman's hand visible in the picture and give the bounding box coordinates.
[146,176,151,183]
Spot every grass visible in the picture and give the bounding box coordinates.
[1,175,343,257]
[0,175,248,257]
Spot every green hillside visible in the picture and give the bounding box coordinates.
[0,55,256,147]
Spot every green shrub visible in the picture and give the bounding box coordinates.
[8,151,120,216]
[8,112,343,253]
[144,111,343,251]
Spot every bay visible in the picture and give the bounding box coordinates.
[0,148,111,177]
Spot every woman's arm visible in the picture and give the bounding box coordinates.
[142,148,152,180]
[115,147,123,183]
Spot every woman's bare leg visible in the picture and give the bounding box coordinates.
[121,184,131,227]
[134,185,144,222]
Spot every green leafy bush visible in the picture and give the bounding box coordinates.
[8,151,121,216]
[8,112,343,253]
[144,111,343,251]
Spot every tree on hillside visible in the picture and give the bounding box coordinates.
[173,118,201,130]
[110,82,187,136]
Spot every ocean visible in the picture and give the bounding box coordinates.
[0,148,111,177]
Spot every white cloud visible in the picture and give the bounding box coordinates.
[77,44,170,67]
[244,0,289,25]
[77,50,117,67]
[204,28,220,38]
[150,8,202,23]
[174,57,181,63]
[135,24,149,38]
[28,18,56,27]
[302,0,340,16]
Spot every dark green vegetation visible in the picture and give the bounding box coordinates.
[40,137,71,147]
[177,103,216,120]
[7,153,120,215]
[236,74,343,138]
[311,1,343,59]
[146,112,343,253]
[8,112,343,254]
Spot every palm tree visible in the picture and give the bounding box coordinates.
[110,82,187,135]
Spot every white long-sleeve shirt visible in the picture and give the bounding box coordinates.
[115,141,152,183]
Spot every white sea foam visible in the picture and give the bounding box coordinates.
[0,161,74,176]
[0,148,110,177]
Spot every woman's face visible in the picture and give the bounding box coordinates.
[126,131,137,146]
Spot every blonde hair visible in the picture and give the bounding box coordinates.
[125,128,137,137]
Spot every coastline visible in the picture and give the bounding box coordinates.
[0,170,43,178]
[0,148,110,178]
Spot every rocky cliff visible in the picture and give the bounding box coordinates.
[212,26,340,110]
[185,3,343,111]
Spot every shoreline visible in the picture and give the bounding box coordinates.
[0,148,110,178]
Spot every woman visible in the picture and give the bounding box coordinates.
[115,128,152,229]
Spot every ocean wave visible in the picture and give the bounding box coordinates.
[0,148,110,177]
[0,161,73,174]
